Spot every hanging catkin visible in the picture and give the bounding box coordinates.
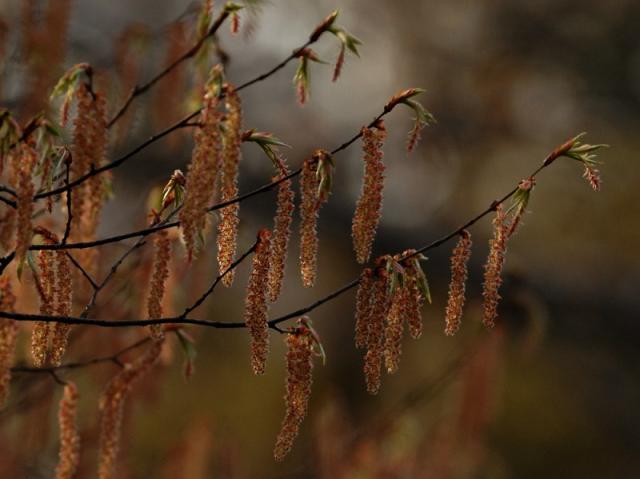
[354,267,374,349]
[267,159,294,303]
[98,340,163,479]
[244,229,272,375]
[54,382,80,479]
[444,231,472,336]
[0,278,17,407]
[482,205,508,329]
[217,87,242,286]
[179,82,223,260]
[274,324,315,461]
[363,259,391,395]
[147,229,171,341]
[352,122,386,264]
[299,150,333,287]
[49,249,72,366]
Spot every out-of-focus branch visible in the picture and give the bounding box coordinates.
[107,9,231,128]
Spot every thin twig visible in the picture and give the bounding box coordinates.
[34,20,328,202]
[107,9,231,128]
[180,239,259,318]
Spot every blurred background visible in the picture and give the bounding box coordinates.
[0,0,638,477]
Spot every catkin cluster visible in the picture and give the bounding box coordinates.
[268,159,295,303]
[354,253,426,394]
[0,277,17,407]
[444,231,472,336]
[217,87,242,287]
[179,89,223,260]
[32,231,73,366]
[482,205,508,329]
[244,229,272,375]
[55,382,80,479]
[274,322,315,461]
[147,229,171,341]
[352,122,386,264]
[98,340,163,479]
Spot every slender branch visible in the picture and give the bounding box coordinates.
[34,20,329,203]
[11,335,151,373]
[0,251,15,275]
[27,106,392,253]
[107,9,231,128]
[180,239,259,318]
[0,195,16,208]
[65,252,98,290]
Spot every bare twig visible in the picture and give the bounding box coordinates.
[107,9,231,128]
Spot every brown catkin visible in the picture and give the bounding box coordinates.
[404,265,425,340]
[32,249,55,366]
[217,87,242,287]
[98,340,163,479]
[383,286,407,374]
[244,229,272,375]
[354,268,374,349]
[352,123,386,264]
[147,230,171,341]
[267,163,295,303]
[274,325,314,461]
[444,231,472,336]
[55,382,80,479]
[364,262,391,394]
[299,156,321,288]
[0,277,17,407]
[49,249,73,366]
[482,205,508,329]
[179,92,223,260]
[15,145,36,267]
[83,90,110,243]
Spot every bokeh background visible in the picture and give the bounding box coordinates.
[0,0,639,477]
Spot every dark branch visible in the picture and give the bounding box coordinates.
[107,9,231,128]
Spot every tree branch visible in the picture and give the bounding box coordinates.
[107,9,231,128]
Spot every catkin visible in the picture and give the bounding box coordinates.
[179,91,222,260]
[32,249,54,366]
[482,206,508,329]
[404,263,425,340]
[299,155,323,288]
[354,268,374,349]
[147,230,171,341]
[49,250,73,366]
[383,286,407,374]
[352,123,386,264]
[217,87,242,286]
[274,325,314,461]
[267,162,294,303]
[98,340,163,479]
[444,231,472,336]
[55,382,80,479]
[244,229,272,375]
[15,144,36,267]
[364,261,391,395]
[72,83,110,238]
[0,277,17,407]
[583,165,601,191]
